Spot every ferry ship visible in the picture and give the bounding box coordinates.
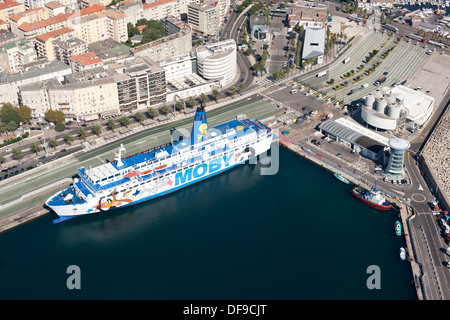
[351,186,391,211]
[46,107,277,223]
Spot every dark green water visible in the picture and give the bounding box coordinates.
[0,147,416,299]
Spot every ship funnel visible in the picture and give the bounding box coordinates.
[191,106,208,145]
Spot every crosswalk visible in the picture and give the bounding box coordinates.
[257,77,273,87]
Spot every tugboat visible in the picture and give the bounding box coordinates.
[395,221,402,236]
[351,181,391,210]
[334,173,350,184]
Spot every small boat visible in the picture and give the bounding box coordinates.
[395,221,402,236]
[140,169,152,176]
[125,171,138,178]
[400,247,406,261]
[334,173,350,184]
[154,164,167,171]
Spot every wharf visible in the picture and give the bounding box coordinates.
[281,139,425,300]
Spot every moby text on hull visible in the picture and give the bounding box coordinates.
[46,107,278,223]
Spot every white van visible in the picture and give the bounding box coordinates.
[290,89,298,94]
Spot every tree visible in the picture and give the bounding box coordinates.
[64,134,73,145]
[238,83,245,94]
[55,122,66,132]
[78,128,87,140]
[127,22,140,39]
[12,148,23,160]
[7,120,18,131]
[17,104,32,124]
[1,103,20,125]
[135,112,144,123]
[147,107,158,118]
[160,105,171,115]
[0,155,4,168]
[119,116,130,127]
[212,90,221,102]
[188,96,196,108]
[48,139,58,149]
[199,93,208,106]
[108,119,116,131]
[229,86,238,98]
[175,101,184,111]
[92,124,102,136]
[31,142,40,154]
[45,109,65,123]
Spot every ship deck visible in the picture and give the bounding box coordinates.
[69,117,273,197]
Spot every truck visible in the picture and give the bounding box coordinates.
[428,40,445,49]
[382,24,399,33]
[407,34,425,43]
[374,76,386,86]
[316,71,327,78]
[343,58,350,64]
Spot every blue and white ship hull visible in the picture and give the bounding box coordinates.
[46,108,277,221]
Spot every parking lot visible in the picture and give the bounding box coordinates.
[299,29,427,105]
[267,14,291,74]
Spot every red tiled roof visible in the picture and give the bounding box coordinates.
[0,0,21,10]
[143,0,175,10]
[69,51,102,66]
[35,26,74,42]
[18,13,67,32]
[66,4,106,19]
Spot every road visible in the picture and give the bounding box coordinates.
[226,5,254,91]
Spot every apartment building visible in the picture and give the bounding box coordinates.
[0,58,71,105]
[95,9,127,43]
[105,56,166,111]
[53,37,88,64]
[9,7,48,32]
[142,0,182,21]
[69,51,103,72]
[44,1,66,17]
[120,1,143,25]
[0,0,24,28]
[20,73,120,120]
[34,26,75,60]
[187,1,220,35]
[0,37,37,74]
[15,13,68,40]
[132,16,191,62]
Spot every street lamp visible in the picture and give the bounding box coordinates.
[41,126,48,157]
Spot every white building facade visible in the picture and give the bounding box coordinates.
[196,38,236,86]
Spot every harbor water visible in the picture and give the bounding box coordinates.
[0,147,417,299]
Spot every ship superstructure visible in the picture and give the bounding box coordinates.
[46,107,277,222]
